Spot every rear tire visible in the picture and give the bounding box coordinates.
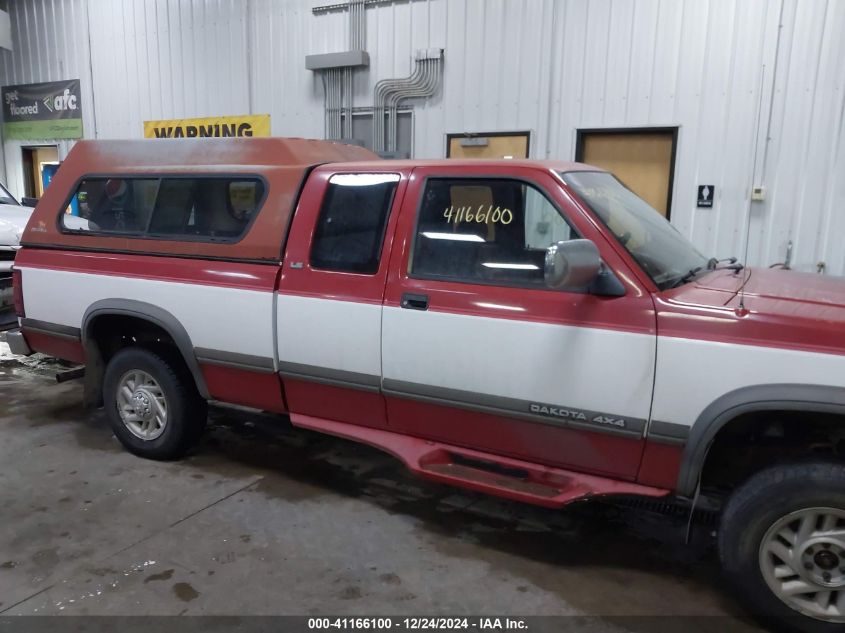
[103,347,207,460]
[719,461,845,633]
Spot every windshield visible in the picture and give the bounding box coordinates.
[561,171,709,290]
[0,182,19,206]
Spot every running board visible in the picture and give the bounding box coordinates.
[290,414,669,508]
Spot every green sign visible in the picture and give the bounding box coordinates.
[3,119,83,140]
[2,79,83,140]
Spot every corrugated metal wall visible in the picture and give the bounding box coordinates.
[1,0,843,273]
[0,0,92,198]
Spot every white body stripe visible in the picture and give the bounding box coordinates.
[25,265,845,436]
[382,306,656,421]
[276,294,382,377]
[653,337,845,427]
[18,267,274,358]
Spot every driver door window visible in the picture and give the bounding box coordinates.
[411,178,574,288]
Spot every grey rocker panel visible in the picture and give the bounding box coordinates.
[676,383,845,497]
[81,299,211,399]
[383,378,647,439]
[20,317,82,341]
[278,360,381,393]
[646,420,689,446]
[195,348,275,373]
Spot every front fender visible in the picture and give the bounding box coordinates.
[676,383,845,496]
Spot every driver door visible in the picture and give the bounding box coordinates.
[381,166,657,479]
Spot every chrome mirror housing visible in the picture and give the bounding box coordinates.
[544,239,602,289]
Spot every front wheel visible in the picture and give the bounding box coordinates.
[719,462,845,632]
[103,347,207,460]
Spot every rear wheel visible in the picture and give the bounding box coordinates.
[103,347,207,460]
[719,462,845,632]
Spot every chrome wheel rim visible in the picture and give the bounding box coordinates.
[759,507,845,622]
[116,369,167,441]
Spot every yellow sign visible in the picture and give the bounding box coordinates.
[143,114,271,139]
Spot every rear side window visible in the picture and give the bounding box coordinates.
[310,173,400,274]
[61,176,265,241]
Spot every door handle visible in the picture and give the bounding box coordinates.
[401,293,429,311]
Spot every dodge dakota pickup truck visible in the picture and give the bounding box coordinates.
[7,138,845,630]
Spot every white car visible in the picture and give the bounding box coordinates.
[0,184,92,273]
[0,183,32,273]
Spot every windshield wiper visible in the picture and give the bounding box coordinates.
[669,266,705,288]
[708,257,744,272]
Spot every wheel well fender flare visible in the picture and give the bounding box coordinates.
[676,383,845,497]
[81,299,210,400]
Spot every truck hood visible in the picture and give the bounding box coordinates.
[0,204,32,247]
[691,267,845,310]
[662,267,845,353]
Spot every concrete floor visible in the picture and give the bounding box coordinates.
[0,340,762,631]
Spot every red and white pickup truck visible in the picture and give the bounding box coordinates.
[7,138,845,630]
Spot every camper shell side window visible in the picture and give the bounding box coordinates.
[58,175,267,243]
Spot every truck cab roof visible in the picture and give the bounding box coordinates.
[311,158,602,174]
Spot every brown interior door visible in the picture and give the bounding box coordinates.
[578,130,676,218]
[448,132,530,159]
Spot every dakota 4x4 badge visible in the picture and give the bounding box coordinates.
[529,403,627,428]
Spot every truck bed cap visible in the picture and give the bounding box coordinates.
[21,138,377,262]
[67,137,376,170]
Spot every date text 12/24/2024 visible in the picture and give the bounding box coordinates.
[308,618,528,630]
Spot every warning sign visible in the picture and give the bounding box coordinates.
[143,114,270,139]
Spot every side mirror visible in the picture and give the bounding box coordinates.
[21,197,38,208]
[544,239,602,289]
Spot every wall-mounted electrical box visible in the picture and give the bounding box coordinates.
[305,50,370,70]
[751,186,766,201]
[415,48,444,61]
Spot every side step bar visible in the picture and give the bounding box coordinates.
[56,366,85,383]
[290,413,669,508]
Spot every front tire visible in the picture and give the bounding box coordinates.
[719,461,845,633]
[103,347,207,460]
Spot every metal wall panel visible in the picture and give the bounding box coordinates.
[0,0,92,196]
[753,0,845,273]
[0,0,842,273]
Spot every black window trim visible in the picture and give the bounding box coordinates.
[56,172,270,245]
[19,242,282,266]
[407,174,587,293]
[308,172,401,276]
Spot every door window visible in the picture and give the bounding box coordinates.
[310,173,400,274]
[411,178,575,288]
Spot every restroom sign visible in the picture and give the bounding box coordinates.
[697,185,715,208]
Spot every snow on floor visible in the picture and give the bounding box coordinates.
[0,336,71,372]
[0,340,17,361]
